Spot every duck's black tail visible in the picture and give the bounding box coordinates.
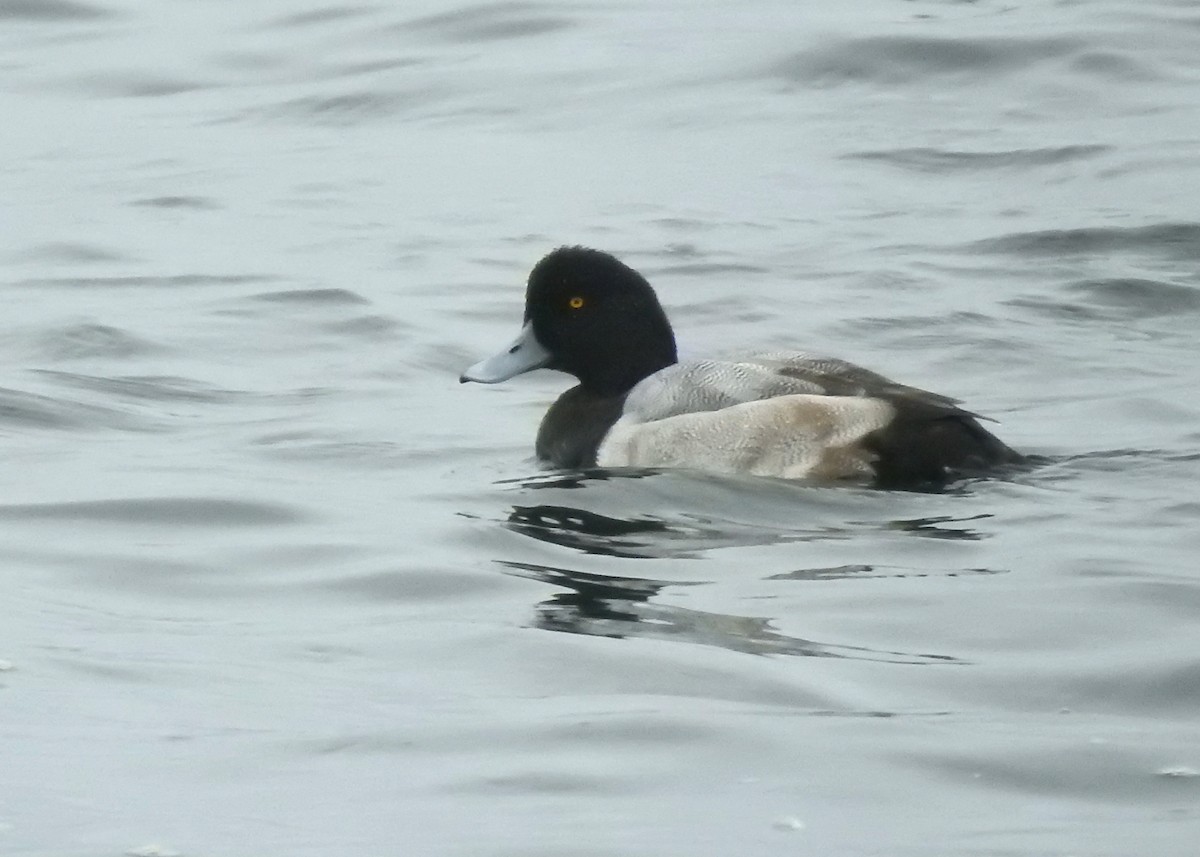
[865,398,1024,490]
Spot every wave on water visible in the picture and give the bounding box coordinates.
[968,222,1200,261]
[395,2,576,43]
[0,496,307,526]
[1008,276,1200,321]
[769,35,1081,86]
[0,0,113,22]
[845,145,1112,172]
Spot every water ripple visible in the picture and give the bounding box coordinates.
[128,195,220,210]
[0,497,307,526]
[17,274,275,289]
[256,89,444,124]
[12,242,131,264]
[79,73,214,98]
[0,386,152,431]
[397,2,575,43]
[1009,277,1200,321]
[248,287,370,306]
[269,5,378,29]
[771,36,1079,86]
[846,145,1111,172]
[34,370,249,404]
[767,564,1005,582]
[36,324,165,360]
[968,222,1200,261]
[0,0,112,21]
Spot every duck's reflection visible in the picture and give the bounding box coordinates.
[495,467,662,492]
[884,514,992,540]
[505,503,992,560]
[500,560,959,665]
[506,504,697,558]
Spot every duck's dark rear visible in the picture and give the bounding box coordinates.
[864,396,1023,489]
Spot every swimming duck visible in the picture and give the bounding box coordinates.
[461,246,1021,487]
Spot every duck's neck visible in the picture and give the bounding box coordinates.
[571,309,676,396]
[579,339,677,398]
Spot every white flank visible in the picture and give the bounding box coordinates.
[596,394,895,480]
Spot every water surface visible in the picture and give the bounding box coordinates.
[3,1,1199,855]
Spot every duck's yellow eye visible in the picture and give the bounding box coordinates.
[568,296,585,309]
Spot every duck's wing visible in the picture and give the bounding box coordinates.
[622,352,972,424]
[620,358,822,423]
[740,351,966,410]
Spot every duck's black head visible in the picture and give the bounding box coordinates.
[524,247,677,395]
[461,247,678,397]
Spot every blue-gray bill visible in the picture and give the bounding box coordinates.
[460,321,552,384]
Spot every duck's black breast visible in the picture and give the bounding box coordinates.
[535,386,629,469]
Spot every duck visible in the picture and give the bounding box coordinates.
[460,246,1022,487]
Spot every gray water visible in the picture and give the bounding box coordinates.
[3,1,1200,855]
